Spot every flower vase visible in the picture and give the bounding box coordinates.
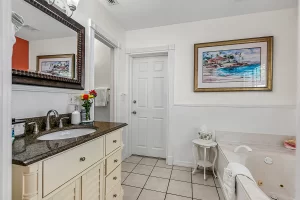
[85,107,91,121]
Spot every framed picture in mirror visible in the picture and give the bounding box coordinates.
[12,0,85,90]
[37,54,75,79]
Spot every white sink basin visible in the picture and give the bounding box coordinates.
[37,128,96,140]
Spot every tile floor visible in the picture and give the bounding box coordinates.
[121,155,225,200]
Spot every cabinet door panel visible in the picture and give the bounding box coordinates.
[43,137,104,196]
[52,179,80,200]
[105,165,121,194]
[82,163,103,200]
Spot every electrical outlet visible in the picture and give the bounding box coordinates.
[68,94,78,105]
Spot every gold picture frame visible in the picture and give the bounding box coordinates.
[37,54,75,79]
[194,36,273,92]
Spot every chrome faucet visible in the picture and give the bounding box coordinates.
[234,145,253,153]
[46,109,59,131]
[28,122,39,135]
[59,117,69,128]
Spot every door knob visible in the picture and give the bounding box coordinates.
[133,100,137,104]
[132,111,137,114]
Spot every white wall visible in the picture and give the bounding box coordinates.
[296,1,300,200]
[29,37,77,72]
[12,0,126,119]
[94,38,111,121]
[125,8,297,165]
[94,39,111,89]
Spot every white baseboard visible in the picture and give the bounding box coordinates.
[167,156,173,165]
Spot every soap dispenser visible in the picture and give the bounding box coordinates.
[71,105,81,125]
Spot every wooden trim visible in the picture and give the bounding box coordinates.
[12,0,85,90]
[194,36,273,92]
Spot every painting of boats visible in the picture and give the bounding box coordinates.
[202,47,261,83]
[194,36,273,92]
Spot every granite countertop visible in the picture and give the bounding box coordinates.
[12,121,127,166]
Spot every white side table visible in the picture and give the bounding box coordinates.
[192,139,218,180]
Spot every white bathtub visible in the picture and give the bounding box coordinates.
[217,143,296,200]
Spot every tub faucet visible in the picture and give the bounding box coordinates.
[234,145,252,153]
[46,109,59,131]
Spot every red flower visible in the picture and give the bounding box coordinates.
[89,90,97,97]
[83,94,89,100]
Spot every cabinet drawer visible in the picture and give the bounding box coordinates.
[106,183,121,200]
[43,137,104,197]
[106,165,121,194]
[106,149,121,175]
[105,130,121,155]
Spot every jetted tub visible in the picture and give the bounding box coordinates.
[216,143,296,200]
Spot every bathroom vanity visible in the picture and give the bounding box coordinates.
[12,121,127,200]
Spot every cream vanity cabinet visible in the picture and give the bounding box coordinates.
[12,128,123,200]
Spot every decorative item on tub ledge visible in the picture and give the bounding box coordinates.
[80,90,97,123]
[284,139,296,150]
[194,36,273,92]
[198,125,213,143]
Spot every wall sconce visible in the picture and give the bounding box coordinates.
[45,0,80,17]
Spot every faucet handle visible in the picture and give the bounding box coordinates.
[28,122,39,135]
[59,117,70,128]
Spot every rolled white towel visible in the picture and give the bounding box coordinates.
[223,163,255,200]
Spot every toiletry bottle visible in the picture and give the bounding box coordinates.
[71,105,81,125]
[12,125,15,143]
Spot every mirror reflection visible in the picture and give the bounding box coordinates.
[12,0,78,79]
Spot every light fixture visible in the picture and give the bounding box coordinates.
[66,0,80,12]
[44,0,80,17]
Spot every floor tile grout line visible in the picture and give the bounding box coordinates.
[124,156,218,199]
[164,167,172,200]
[122,173,218,189]
[142,159,158,189]
[122,172,131,184]
[128,156,146,200]
[142,188,168,195]
[134,184,143,200]
[122,184,194,200]
[192,182,217,188]
[191,170,193,200]
[139,159,164,200]
[216,186,222,200]
[167,192,193,199]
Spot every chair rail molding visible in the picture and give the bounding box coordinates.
[173,104,296,109]
[0,0,13,199]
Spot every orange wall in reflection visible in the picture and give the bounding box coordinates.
[12,37,29,70]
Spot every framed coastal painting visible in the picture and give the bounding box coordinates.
[194,36,273,92]
[37,54,75,79]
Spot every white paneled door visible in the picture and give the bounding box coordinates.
[131,56,168,158]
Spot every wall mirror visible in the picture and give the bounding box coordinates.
[12,0,85,90]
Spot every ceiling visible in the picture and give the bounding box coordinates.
[12,0,76,41]
[99,0,297,30]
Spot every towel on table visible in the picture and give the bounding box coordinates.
[223,162,255,200]
[95,87,109,107]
